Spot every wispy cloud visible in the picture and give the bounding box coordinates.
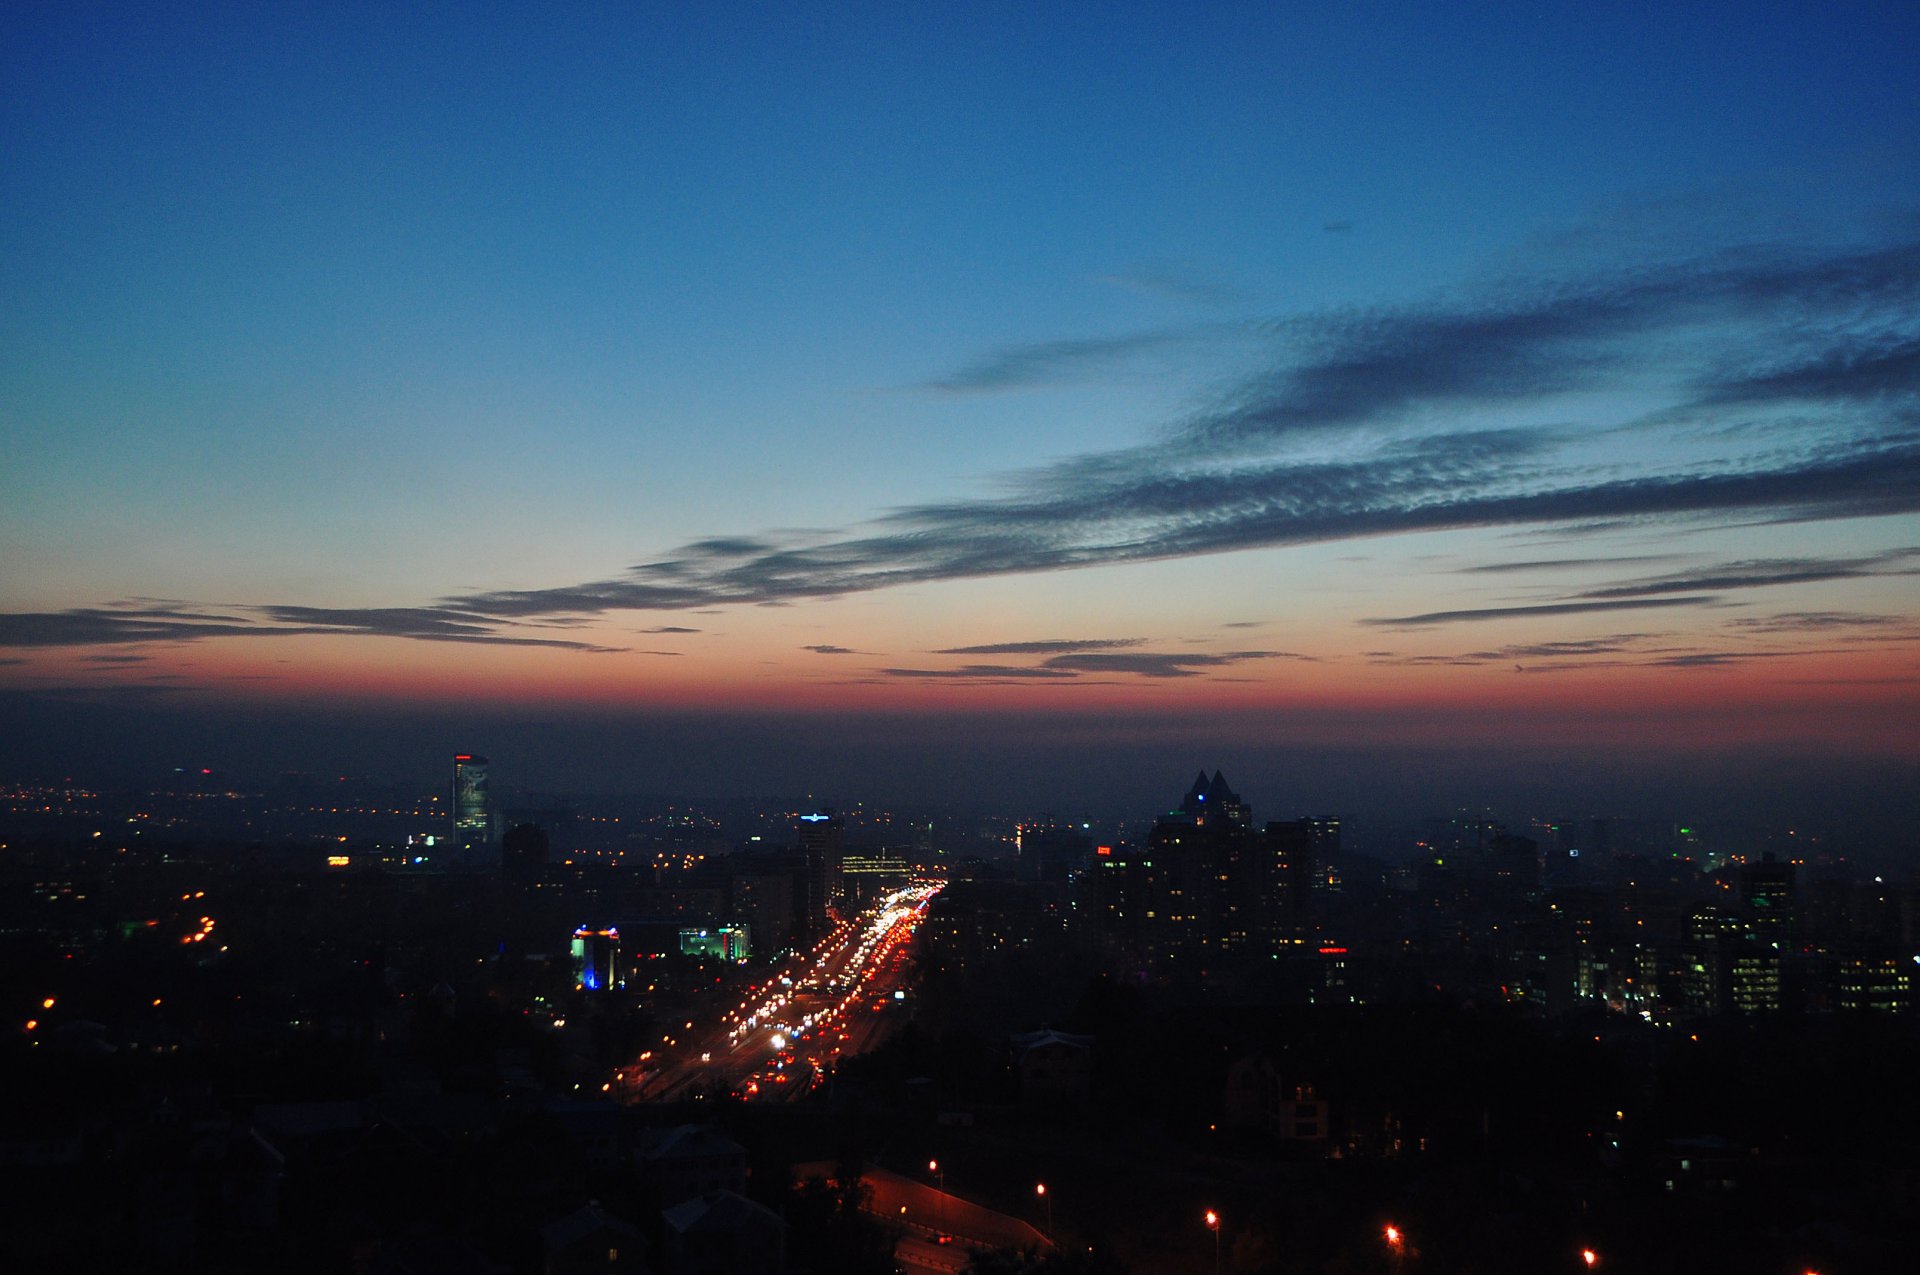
[1363,597,1720,627]
[1458,555,1687,574]
[1574,550,1920,599]
[1644,651,1817,668]
[1040,650,1300,678]
[1181,236,1920,453]
[432,440,1920,627]
[802,644,860,655]
[1725,611,1907,633]
[933,638,1144,656]
[883,648,1298,682]
[1370,631,1749,671]
[1367,608,1901,669]
[1485,635,1663,659]
[922,328,1210,393]
[0,604,626,652]
[254,606,627,651]
[881,664,1080,681]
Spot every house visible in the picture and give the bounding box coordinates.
[660,1189,784,1275]
[543,1201,649,1274]
[1224,1053,1328,1142]
[637,1125,748,1206]
[1009,1030,1094,1103]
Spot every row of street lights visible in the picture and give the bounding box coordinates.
[1377,1219,1600,1269]
[916,1167,1625,1273]
[901,1156,1840,1274]
[1187,1214,1613,1272]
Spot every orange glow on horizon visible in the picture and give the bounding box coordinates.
[3,618,1914,760]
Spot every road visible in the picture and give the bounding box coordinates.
[794,1162,1053,1273]
[861,1168,1052,1253]
[624,879,942,1103]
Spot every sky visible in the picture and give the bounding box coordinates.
[3,3,1917,826]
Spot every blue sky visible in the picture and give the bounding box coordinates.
[2,3,1917,814]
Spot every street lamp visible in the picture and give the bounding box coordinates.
[1036,1183,1052,1245]
[1581,1249,1599,1269]
[929,1160,945,1235]
[1205,1209,1221,1275]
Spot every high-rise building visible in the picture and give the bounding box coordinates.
[1094,771,1259,959]
[1017,817,1093,883]
[1092,772,1348,964]
[1180,770,1250,829]
[797,811,844,932]
[1739,854,1796,942]
[1682,904,1732,1016]
[1836,952,1914,1014]
[452,754,493,869]
[572,927,622,991]
[1262,820,1316,936]
[729,855,805,953]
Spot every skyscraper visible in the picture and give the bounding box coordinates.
[1739,854,1797,942]
[452,753,493,869]
[1096,770,1258,959]
[1094,772,1341,962]
[1180,770,1250,829]
[796,811,844,934]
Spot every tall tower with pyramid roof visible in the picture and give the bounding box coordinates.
[1180,768,1249,828]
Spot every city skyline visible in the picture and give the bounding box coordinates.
[3,5,1917,821]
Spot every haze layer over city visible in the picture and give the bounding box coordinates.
[3,5,1919,1275]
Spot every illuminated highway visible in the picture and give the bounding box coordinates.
[624,879,942,1102]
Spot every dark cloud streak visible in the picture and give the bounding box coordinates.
[934,638,1144,655]
[1575,550,1919,599]
[1364,597,1719,627]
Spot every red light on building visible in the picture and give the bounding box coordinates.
[1096,846,1112,857]
[1319,946,1348,955]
